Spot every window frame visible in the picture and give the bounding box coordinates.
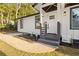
[49,15,55,20]
[35,15,40,29]
[20,19,23,29]
[70,6,79,30]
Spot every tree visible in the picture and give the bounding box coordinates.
[0,3,37,25]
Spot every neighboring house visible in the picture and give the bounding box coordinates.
[17,3,79,46]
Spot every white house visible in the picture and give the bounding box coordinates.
[17,3,79,46]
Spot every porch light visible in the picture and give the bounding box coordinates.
[64,11,66,16]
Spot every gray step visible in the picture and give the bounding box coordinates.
[41,32,45,34]
[42,28,45,30]
[41,30,45,31]
[45,34,59,41]
[41,27,45,29]
[40,35,45,39]
[45,37,59,41]
[41,32,45,33]
[38,38,60,46]
[41,29,45,30]
[41,31,45,32]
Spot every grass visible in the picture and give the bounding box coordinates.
[0,40,64,56]
[0,40,79,56]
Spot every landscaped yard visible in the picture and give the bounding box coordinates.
[0,39,79,56]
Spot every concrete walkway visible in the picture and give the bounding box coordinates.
[0,33,57,53]
[3,32,23,36]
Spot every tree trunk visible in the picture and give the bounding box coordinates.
[16,3,21,19]
[1,12,4,25]
[6,13,9,24]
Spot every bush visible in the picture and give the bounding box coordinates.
[0,23,17,31]
[5,23,17,30]
[0,24,6,30]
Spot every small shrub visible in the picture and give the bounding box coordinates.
[6,23,17,30]
[0,23,17,31]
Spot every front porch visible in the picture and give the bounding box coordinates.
[37,3,79,47]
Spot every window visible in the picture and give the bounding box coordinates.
[20,19,23,29]
[49,15,55,20]
[35,15,40,29]
[70,6,79,30]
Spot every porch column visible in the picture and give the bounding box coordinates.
[57,3,65,21]
[40,3,43,27]
[57,3,61,21]
[61,3,65,16]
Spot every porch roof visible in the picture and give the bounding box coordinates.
[42,3,79,12]
[42,3,57,12]
[17,12,39,19]
[65,3,79,8]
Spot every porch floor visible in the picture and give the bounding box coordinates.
[0,33,57,53]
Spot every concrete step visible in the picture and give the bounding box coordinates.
[45,33,59,41]
[40,35,45,39]
[38,38,60,46]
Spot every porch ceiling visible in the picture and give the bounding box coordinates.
[42,3,57,12]
[65,3,79,7]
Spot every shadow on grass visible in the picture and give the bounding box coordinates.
[0,51,6,56]
[15,35,35,43]
[55,46,79,56]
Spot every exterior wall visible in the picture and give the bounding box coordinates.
[43,11,58,34]
[42,4,79,43]
[17,16,40,35]
[61,5,79,43]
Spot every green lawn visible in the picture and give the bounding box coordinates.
[0,40,79,56]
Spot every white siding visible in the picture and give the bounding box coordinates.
[61,5,79,43]
[43,11,58,34]
[42,4,79,43]
[17,16,40,35]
